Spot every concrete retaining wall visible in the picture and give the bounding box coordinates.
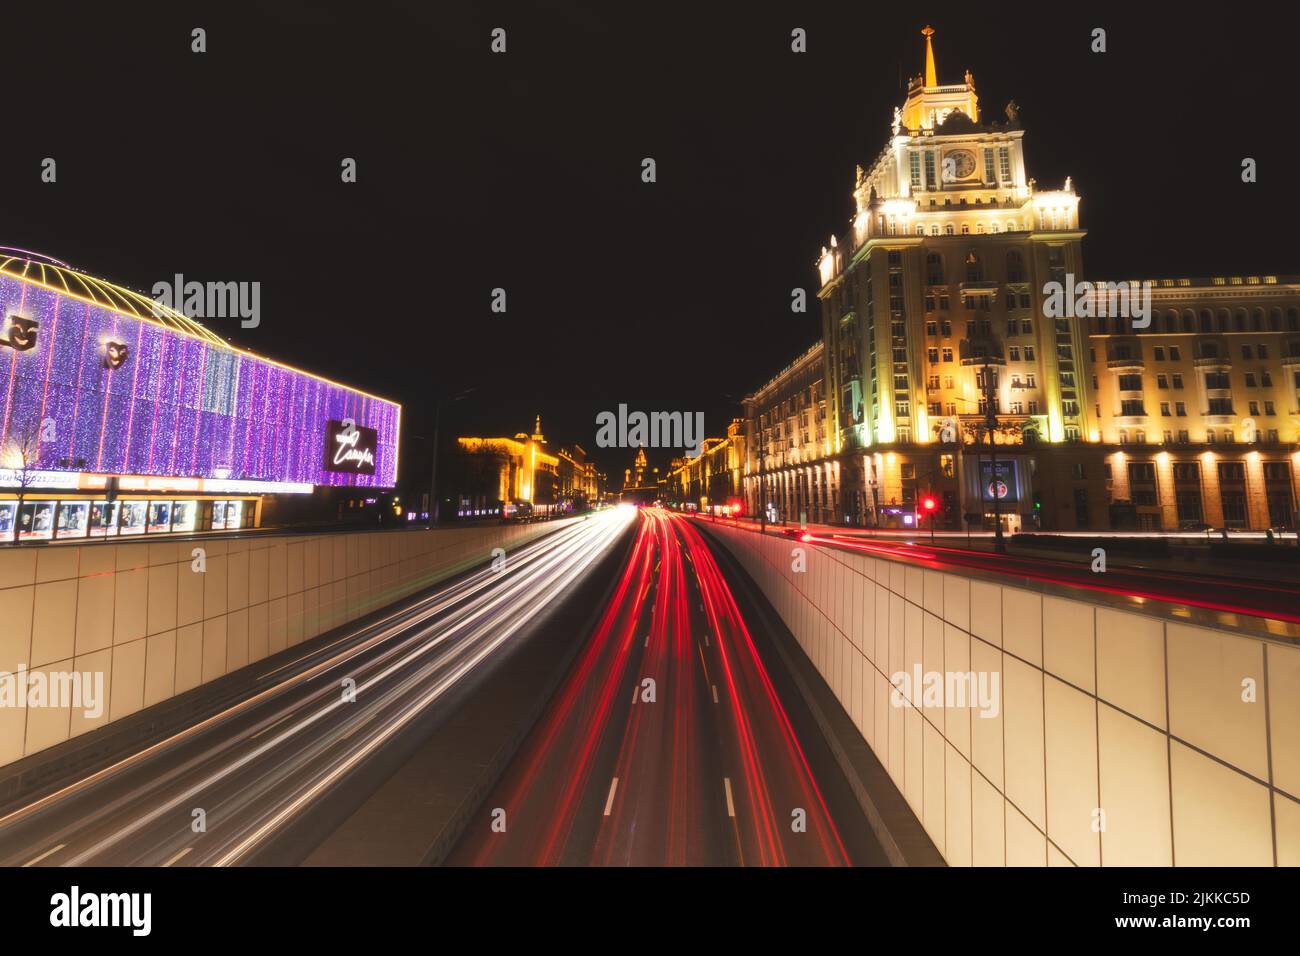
[0,520,578,768]
[705,521,1300,866]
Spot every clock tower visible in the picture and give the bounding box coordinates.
[816,26,1091,529]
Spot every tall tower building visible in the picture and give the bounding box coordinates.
[816,26,1092,529]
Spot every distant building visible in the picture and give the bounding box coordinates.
[454,416,559,517]
[665,419,747,514]
[619,447,659,504]
[554,441,601,510]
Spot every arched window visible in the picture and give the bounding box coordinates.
[1199,311,1213,333]
[976,223,985,234]
[915,224,925,235]
[1164,313,1177,333]
[925,252,945,286]
[965,251,984,283]
[930,224,940,235]
[1006,250,1025,283]
[944,224,954,235]
[960,223,970,235]
[991,222,1001,233]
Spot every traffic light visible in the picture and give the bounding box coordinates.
[1032,490,1042,510]
[921,495,938,513]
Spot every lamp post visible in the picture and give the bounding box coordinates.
[428,387,476,528]
[981,356,1007,554]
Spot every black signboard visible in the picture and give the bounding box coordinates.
[324,419,378,475]
[978,459,1017,502]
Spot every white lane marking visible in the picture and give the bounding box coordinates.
[604,777,619,816]
[703,632,709,647]
[645,633,650,647]
[249,712,295,740]
[162,846,193,867]
[21,843,65,867]
[712,684,719,704]
[723,777,736,817]
[632,685,638,704]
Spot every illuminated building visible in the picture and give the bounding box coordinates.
[1087,278,1300,529]
[0,250,400,542]
[741,343,832,523]
[455,416,559,516]
[664,418,746,513]
[747,27,1300,532]
[554,442,601,509]
[618,447,659,504]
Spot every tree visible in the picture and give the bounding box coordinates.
[3,417,45,540]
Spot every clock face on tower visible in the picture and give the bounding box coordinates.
[944,149,977,180]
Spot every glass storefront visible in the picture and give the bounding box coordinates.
[57,501,89,538]
[0,498,255,542]
[18,502,55,541]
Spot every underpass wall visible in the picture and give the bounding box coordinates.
[704,521,1300,867]
[0,519,580,768]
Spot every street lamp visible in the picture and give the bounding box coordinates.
[428,387,477,528]
[980,355,1007,554]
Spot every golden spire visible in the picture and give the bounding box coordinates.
[921,25,937,87]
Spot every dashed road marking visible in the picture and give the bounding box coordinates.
[723,777,736,817]
[22,843,64,867]
[712,684,719,704]
[162,846,193,867]
[604,777,619,816]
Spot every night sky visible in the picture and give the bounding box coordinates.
[4,2,1298,487]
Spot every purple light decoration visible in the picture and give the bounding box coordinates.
[0,273,400,487]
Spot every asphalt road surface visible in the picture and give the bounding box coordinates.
[450,508,887,866]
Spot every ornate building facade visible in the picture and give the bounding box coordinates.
[735,27,1300,533]
[664,418,746,512]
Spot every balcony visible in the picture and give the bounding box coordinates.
[1107,357,1144,370]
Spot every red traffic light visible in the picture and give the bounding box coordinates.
[921,496,938,512]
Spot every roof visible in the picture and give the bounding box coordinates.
[0,250,227,346]
[0,248,399,406]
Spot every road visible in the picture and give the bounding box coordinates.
[450,508,886,866]
[0,509,634,866]
[779,526,1300,624]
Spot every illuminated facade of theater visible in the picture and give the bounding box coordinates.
[740,28,1300,533]
[0,251,400,542]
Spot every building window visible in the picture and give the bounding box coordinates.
[998,146,1011,183]
[1006,250,1025,283]
[910,151,923,191]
